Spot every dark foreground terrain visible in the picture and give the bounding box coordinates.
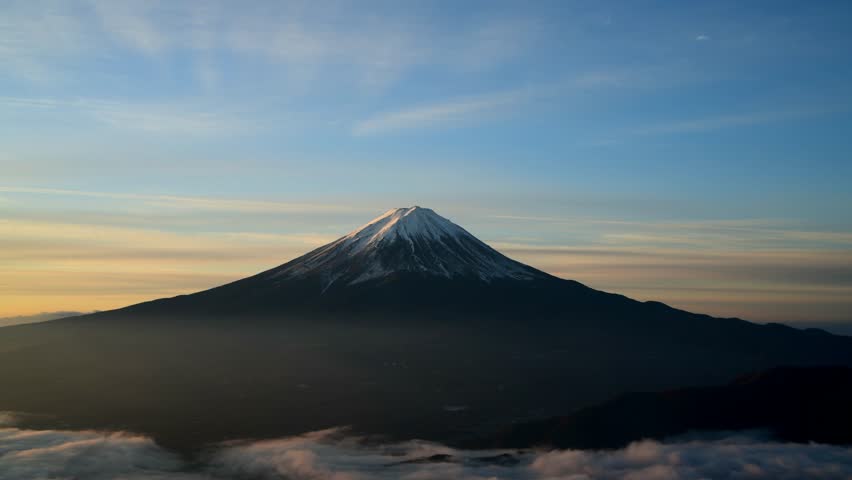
[1,289,851,453]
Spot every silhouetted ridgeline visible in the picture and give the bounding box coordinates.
[490,366,852,449]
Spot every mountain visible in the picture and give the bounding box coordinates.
[119,206,560,317]
[1,207,851,452]
[490,366,852,449]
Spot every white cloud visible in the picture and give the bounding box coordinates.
[529,434,852,480]
[695,34,711,41]
[2,420,852,480]
[0,424,202,480]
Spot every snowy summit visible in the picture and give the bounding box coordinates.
[338,206,469,254]
[268,206,547,289]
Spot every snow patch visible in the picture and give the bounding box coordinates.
[269,206,546,287]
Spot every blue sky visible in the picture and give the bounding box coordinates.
[1,1,851,327]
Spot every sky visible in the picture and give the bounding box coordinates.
[1,0,851,329]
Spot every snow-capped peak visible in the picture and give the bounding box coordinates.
[339,206,466,256]
[268,206,547,288]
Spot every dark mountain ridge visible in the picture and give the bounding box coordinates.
[491,366,852,449]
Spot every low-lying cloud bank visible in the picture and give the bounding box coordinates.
[2,415,852,479]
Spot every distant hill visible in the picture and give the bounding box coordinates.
[490,366,852,449]
[0,311,84,328]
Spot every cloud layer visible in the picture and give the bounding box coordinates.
[2,415,852,480]
[0,427,197,480]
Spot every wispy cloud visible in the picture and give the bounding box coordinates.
[0,96,247,135]
[0,186,366,316]
[0,216,337,316]
[0,186,357,316]
[352,89,535,136]
[502,243,852,323]
[484,213,852,323]
[695,34,711,41]
[218,9,541,88]
[449,18,542,71]
[0,3,93,83]
[352,65,702,136]
[0,186,357,214]
[1,2,542,91]
[490,214,852,249]
[630,105,845,136]
[88,0,169,55]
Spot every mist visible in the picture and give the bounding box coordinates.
[3,413,852,480]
